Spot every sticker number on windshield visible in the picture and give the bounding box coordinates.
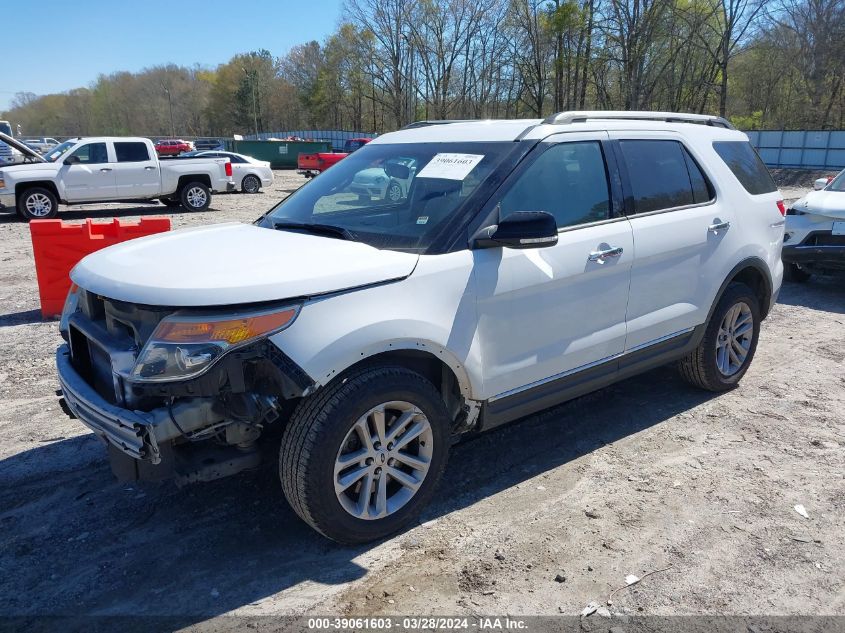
[833,221,845,235]
[416,153,484,180]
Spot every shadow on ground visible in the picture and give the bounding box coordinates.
[777,275,845,314]
[0,309,44,327]
[0,362,717,623]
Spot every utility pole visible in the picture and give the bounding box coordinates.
[241,67,259,136]
[162,85,175,138]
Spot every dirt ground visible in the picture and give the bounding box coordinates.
[0,170,842,627]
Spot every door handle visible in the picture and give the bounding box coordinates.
[144,166,155,170]
[708,221,730,233]
[100,168,112,173]
[588,246,624,262]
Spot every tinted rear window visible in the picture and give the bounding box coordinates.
[712,141,777,195]
[620,140,711,213]
[115,142,150,162]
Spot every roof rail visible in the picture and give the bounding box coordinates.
[541,110,735,130]
[402,120,476,130]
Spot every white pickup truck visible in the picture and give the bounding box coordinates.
[0,134,235,220]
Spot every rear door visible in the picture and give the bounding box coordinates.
[473,132,634,400]
[610,132,736,349]
[113,141,160,198]
[60,141,116,201]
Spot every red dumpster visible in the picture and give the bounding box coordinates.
[29,217,171,319]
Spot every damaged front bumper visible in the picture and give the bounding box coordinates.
[56,344,222,464]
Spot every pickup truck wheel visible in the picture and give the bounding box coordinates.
[180,182,211,211]
[241,174,261,194]
[279,366,450,544]
[17,187,58,221]
[678,282,760,392]
[783,262,811,283]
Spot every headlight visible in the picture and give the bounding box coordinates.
[59,284,80,338]
[131,305,300,382]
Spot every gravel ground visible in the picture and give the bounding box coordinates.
[0,170,842,626]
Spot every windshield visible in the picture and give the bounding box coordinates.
[259,141,520,252]
[43,141,77,162]
[0,123,11,136]
[827,170,845,192]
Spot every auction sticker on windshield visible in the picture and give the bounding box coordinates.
[416,153,484,180]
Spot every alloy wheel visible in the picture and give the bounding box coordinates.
[334,401,433,520]
[186,186,207,208]
[25,193,53,217]
[715,301,753,376]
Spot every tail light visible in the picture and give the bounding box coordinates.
[225,161,233,177]
[776,200,786,216]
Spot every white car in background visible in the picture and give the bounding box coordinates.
[22,137,60,154]
[189,150,273,193]
[783,168,845,280]
[350,157,417,202]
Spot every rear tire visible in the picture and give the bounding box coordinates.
[678,282,760,392]
[179,182,211,211]
[241,174,261,194]
[279,365,451,544]
[783,262,811,283]
[17,187,58,221]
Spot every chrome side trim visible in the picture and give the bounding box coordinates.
[488,327,696,403]
[624,327,695,353]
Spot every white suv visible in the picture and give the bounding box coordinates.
[56,111,785,543]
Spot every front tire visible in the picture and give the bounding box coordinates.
[678,282,760,391]
[241,174,261,194]
[179,182,211,211]
[280,366,451,544]
[17,187,58,220]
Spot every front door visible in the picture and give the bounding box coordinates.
[473,133,634,400]
[61,141,116,201]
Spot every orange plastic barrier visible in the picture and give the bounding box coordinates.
[29,217,171,319]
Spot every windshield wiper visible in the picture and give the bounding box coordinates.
[272,221,357,241]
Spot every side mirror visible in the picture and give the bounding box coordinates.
[64,155,80,165]
[472,211,558,249]
[813,177,830,190]
[384,161,410,180]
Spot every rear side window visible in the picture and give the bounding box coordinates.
[712,141,777,195]
[500,141,611,229]
[619,140,713,214]
[115,142,150,162]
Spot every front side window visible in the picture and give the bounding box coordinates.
[115,142,150,162]
[260,141,523,253]
[712,141,777,195]
[69,142,108,164]
[499,141,610,229]
[619,140,709,213]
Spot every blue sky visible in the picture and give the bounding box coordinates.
[1,0,344,110]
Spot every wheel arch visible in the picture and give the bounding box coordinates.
[306,342,477,428]
[176,174,211,190]
[15,180,61,202]
[709,257,774,323]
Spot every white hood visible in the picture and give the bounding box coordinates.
[792,190,845,220]
[71,223,419,306]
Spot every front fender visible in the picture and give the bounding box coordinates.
[269,251,483,399]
